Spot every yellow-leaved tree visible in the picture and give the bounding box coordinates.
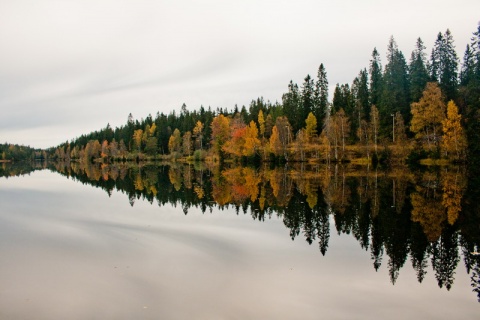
[168,128,181,154]
[243,121,260,157]
[258,110,265,138]
[305,112,317,142]
[192,120,204,150]
[410,82,446,152]
[210,114,230,158]
[441,100,467,161]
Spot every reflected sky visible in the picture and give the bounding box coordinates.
[0,170,478,319]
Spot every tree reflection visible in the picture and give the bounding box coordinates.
[32,161,479,301]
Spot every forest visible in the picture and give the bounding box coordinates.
[4,25,480,166]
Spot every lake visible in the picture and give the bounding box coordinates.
[0,162,479,319]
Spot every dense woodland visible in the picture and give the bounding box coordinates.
[4,26,480,165]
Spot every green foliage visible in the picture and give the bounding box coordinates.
[193,150,206,161]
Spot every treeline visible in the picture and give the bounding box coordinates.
[49,25,480,164]
[0,143,45,162]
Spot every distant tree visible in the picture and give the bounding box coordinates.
[410,82,446,152]
[296,129,307,162]
[282,80,301,132]
[352,69,370,137]
[305,112,318,142]
[394,112,408,158]
[109,139,119,158]
[182,131,193,156]
[381,36,410,131]
[258,109,265,138]
[269,126,281,157]
[101,140,109,159]
[431,29,459,101]
[145,137,158,156]
[369,47,383,107]
[270,116,292,161]
[409,38,430,102]
[192,120,204,150]
[168,129,181,154]
[243,121,260,157]
[301,74,315,129]
[326,109,350,160]
[314,63,329,131]
[460,44,475,86]
[133,129,143,152]
[210,114,231,158]
[370,105,380,155]
[264,113,274,138]
[442,100,467,160]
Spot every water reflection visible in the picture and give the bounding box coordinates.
[0,161,46,178]
[3,161,480,302]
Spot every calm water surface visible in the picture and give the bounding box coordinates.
[0,164,478,319]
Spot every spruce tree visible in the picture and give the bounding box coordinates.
[381,37,410,134]
[331,84,343,114]
[460,45,475,86]
[352,69,370,139]
[282,80,301,132]
[314,63,329,132]
[369,48,383,107]
[409,38,429,102]
[301,74,315,132]
[431,29,459,101]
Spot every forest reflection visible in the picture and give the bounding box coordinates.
[3,161,480,301]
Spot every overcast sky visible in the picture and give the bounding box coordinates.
[1,0,479,149]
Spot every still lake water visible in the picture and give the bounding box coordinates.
[0,162,479,319]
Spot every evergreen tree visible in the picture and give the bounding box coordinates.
[460,44,475,86]
[301,74,315,133]
[282,80,301,132]
[430,32,443,82]
[314,63,329,132]
[352,69,370,135]
[381,37,410,134]
[431,29,459,101]
[473,25,480,80]
[369,48,383,107]
[409,38,430,102]
[331,84,343,114]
